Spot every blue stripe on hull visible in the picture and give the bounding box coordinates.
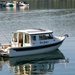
[11,40,63,51]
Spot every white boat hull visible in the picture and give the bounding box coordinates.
[8,40,63,57]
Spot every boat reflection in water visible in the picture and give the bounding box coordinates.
[6,5,29,11]
[0,50,69,75]
[0,4,29,11]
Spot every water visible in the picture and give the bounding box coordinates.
[0,2,75,75]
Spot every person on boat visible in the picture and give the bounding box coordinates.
[19,35,23,46]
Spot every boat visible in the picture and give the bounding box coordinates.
[0,1,29,8]
[0,28,68,57]
[0,1,7,7]
[6,2,13,7]
[17,1,29,6]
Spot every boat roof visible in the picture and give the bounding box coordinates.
[15,28,53,34]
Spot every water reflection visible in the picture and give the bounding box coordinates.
[0,50,69,75]
[0,0,75,11]
[0,5,29,11]
[26,0,75,9]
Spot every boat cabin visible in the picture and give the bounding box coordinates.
[11,29,53,47]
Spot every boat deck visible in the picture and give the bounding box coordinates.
[0,43,11,57]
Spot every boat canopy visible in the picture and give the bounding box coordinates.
[16,28,53,35]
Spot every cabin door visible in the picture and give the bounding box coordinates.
[19,33,23,47]
[12,32,18,47]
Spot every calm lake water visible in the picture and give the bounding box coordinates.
[0,2,75,75]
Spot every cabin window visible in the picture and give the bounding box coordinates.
[39,34,53,40]
[12,33,17,42]
[49,34,53,39]
[31,35,36,41]
[25,34,29,43]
